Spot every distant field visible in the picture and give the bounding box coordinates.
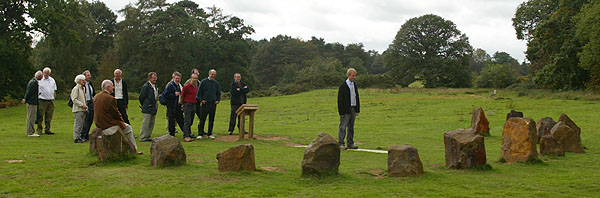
[1,88,599,197]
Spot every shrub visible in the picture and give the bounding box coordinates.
[474,64,517,88]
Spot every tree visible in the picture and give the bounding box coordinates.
[384,14,473,88]
[512,0,559,42]
[469,48,491,74]
[474,64,517,88]
[576,0,600,90]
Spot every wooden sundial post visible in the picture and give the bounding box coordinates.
[236,104,258,141]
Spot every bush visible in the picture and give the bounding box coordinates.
[474,64,517,88]
[355,74,396,88]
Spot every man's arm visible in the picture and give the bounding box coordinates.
[139,84,147,106]
[241,82,249,94]
[337,84,344,116]
[215,82,221,104]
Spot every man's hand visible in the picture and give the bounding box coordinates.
[340,115,344,118]
[82,105,87,109]
[356,112,359,117]
[215,101,219,104]
[126,105,128,110]
[237,88,240,91]
[243,86,247,88]
[21,99,25,104]
[175,91,180,96]
[201,100,207,104]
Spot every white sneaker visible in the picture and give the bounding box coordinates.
[196,135,203,140]
[28,134,40,137]
[208,135,216,140]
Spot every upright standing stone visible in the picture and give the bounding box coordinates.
[151,135,186,167]
[506,110,524,121]
[216,144,256,172]
[501,117,538,163]
[93,128,137,162]
[536,117,557,143]
[540,134,565,156]
[551,113,584,153]
[301,133,340,176]
[471,107,490,136]
[444,129,487,169]
[388,145,424,177]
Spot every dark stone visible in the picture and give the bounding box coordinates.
[151,135,186,167]
[506,110,524,121]
[89,128,102,154]
[92,128,137,162]
[550,113,584,153]
[301,133,340,176]
[388,145,424,177]
[216,144,256,172]
[471,107,490,136]
[502,117,538,163]
[444,129,487,169]
[540,135,565,157]
[536,117,557,143]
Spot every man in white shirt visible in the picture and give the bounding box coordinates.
[111,69,130,125]
[37,67,57,135]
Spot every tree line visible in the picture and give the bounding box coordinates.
[2,0,598,101]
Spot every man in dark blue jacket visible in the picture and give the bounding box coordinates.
[337,68,360,149]
[139,72,158,142]
[164,72,185,137]
[22,71,43,137]
[196,69,221,140]
[228,73,249,135]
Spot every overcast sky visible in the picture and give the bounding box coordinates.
[102,0,527,62]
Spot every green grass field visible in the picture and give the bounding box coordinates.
[1,88,599,197]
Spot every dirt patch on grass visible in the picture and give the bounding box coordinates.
[193,159,205,163]
[429,163,443,168]
[214,135,239,142]
[284,142,304,147]
[256,135,288,141]
[260,166,286,173]
[214,135,289,142]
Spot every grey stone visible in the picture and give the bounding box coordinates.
[388,145,424,177]
[151,135,186,167]
[301,133,340,176]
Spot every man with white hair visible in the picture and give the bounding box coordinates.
[94,80,142,155]
[22,71,43,137]
[81,70,96,141]
[37,67,57,135]
[111,69,130,125]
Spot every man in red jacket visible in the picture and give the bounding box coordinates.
[181,73,199,142]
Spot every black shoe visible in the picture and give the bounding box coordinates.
[140,139,152,142]
[244,131,248,134]
[228,131,233,135]
[74,139,85,143]
[347,145,358,149]
[169,133,175,137]
[45,131,55,135]
[189,134,197,139]
[81,139,88,143]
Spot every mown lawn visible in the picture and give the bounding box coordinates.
[1,88,599,197]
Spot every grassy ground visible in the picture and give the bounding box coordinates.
[1,88,599,197]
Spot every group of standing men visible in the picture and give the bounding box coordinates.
[23,67,250,145]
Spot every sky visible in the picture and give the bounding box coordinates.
[102,0,528,62]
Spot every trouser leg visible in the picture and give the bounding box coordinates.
[26,104,37,135]
[207,103,216,136]
[37,100,49,134]
[120,124,137,150]
[183,102,196,138]
[43,100,54,133]
[346,108,356,146]
[81,100,93,139]
[338,113,351,146]
[228,104,240,132]
[73,112,85,140]
[117,99,130,124]
[140,113,156,140]
[199,103,209,136]
[167,107,176,135]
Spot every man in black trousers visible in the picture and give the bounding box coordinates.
[337,68,360,150]
[81,70,95,142]
[228,73,249,135]
[111,69,130,124]
[196,69,221,140]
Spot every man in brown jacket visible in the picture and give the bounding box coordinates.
[94,80,143,155]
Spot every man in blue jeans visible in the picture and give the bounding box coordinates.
[196,69,221,140]
[337,68,360,149]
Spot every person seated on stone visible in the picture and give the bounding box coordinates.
[94,80,143,155]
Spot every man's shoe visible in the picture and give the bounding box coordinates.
[339,145,346,150]
[74,139,85,143]
[208,135,216,140]
[136,151,144,155]
[189,134,197,139]
[244,131,249,134]
[228,131,233,135]
[44,131,55,135]
[140,139,152,142]
[183,137,193,142]
[169,133,175,137]
[347,145,359,149]
[196,135,204,140]
[28,134,40,137]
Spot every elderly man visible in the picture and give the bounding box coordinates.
[81,70,96,141]
[196,69,220,140]
[37,67,57,135]
[337,68,360,150]
[164,72,185,137]
[228,73,249,135]
[139,72,158,142]
[94,80,142,155]
[22,71,43,137]
[111,69,130,124]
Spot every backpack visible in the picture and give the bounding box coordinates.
[68,97,73,107]
[158,84,170,105]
